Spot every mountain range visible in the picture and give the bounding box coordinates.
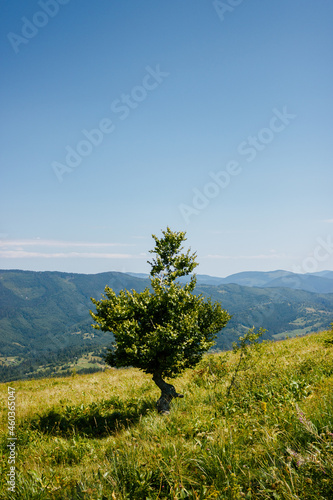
[130,269,333,293]
[1,268,333,365]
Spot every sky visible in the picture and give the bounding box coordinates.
[0,0,332,277]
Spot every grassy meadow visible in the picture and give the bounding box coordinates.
[1,329,333,499]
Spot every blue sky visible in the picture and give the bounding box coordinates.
[0,0,332,277]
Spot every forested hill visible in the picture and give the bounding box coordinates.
[0,269,149,358]
[1,269,333,363]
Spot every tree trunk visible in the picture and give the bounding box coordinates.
[152,372,184,414]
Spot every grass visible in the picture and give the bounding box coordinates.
[1,329,333,499]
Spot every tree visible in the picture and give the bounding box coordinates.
[90,227,231,413]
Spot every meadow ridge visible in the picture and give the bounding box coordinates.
[1,329,333,499]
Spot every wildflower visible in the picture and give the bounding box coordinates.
[260,401,267,412]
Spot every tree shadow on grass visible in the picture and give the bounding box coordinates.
[28,396,156,438]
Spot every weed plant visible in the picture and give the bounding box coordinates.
[0,330,332,499]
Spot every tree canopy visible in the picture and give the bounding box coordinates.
[90,227,230,411]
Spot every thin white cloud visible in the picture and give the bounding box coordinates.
[323,219,333,224]
[0,250,144,259]
[205,253,288,260]
[0,239,134,248]
[0,239,148,260]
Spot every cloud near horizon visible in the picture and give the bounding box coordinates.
[0,239,134,248]
[0,251,146,259]
[205,253,289,260]
[0,239,145,260]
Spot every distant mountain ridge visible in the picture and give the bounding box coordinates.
[0,268,333,364]
[310,271,333,279]
[129,270,333,293]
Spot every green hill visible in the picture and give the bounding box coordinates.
[0,270,148,357]
[197,283,333,349]
[1,330,332,499]
[1,270,333,382]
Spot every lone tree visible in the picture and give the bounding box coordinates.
[90,227,230,413]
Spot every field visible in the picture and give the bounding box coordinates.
[1,330,333,499]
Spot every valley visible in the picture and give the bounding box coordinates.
[1,269,333,382]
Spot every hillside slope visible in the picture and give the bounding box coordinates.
[197,283,333,349]
[1,330,332,499]
[0,270,149,357]
[1,270,333,363]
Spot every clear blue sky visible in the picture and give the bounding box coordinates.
[1,0,332,277]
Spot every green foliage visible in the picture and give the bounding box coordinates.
[232,326,266,354]
[91,228,230,379]
[148,226,198,286]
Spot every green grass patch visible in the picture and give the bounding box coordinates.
[1,330,333,499]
